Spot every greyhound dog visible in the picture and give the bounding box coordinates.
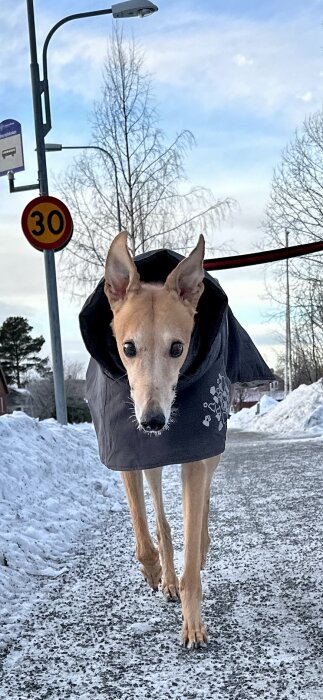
[104,231,221,648]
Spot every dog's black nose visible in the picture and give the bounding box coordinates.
[141,412,166,433]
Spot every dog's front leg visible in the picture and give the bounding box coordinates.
[180,460,208,648]
[144,467,179,601]
[200,455,221,569]
[121,471,162,591]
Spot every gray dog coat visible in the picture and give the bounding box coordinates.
[79,248,273,471]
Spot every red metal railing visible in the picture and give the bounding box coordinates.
[203,240,323,271]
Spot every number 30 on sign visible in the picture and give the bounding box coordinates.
[21,196,73,251]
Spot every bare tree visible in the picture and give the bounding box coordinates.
[264,111,323,248]
[263,109,323,385]
[290,269,323,384]
[27,360,90,422]
[56,29,233,293]
[230,385,249,413]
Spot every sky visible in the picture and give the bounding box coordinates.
[1,0,323,374]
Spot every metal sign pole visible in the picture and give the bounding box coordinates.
[26,0,67,424]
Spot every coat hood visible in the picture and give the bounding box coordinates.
[79,247,229,388]
[79,247,273,387]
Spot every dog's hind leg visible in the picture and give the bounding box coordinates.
[144,467,179,602]
[200,455,221,570]
[121,470,162,591]
[180,460,208,648]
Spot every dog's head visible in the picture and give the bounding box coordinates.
[104,232,205,434]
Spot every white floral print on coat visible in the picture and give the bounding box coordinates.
[202,374,230,430]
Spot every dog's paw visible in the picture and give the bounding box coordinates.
[140,561,162,592]
[181,621,208,650]
[161,577,180,602]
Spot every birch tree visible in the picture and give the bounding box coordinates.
[263,109,323,383]
[56,29,232,292]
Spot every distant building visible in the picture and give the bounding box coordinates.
[7,386,35,416]
[0,365,9,415]
[231,377,284,413]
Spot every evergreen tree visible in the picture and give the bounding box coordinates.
[0,317,50,387]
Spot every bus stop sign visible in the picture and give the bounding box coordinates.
[0,119,25,177]
[21,196,73,252]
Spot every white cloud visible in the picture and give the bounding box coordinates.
[0,4,29,88]
[47,35,108,101]
[142,13,323,122]
[1,4,322,125]
[232,53,254,67]
[299,91,313,102]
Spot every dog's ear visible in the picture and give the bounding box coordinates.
[104,231,141,310]
[165,234,205,309]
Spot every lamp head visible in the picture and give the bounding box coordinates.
[44,143,63,152]
[112,1,158,18]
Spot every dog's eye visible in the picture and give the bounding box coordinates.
[123,341,136,357]
[170,341,183,358]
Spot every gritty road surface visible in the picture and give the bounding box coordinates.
[0,431,322,699]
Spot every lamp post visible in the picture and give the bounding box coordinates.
[284,229,292,397]
[9,0,157,425]
[45,144,123,232]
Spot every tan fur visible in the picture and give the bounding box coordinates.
[105,232,222,648]
[111,285,195,426]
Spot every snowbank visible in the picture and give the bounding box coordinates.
[229,394,278,430]
[229,379,323,436]
[0,412,124,648]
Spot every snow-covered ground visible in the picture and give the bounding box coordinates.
[229,378,323,436]
[0,412,124,649]
[1,378,322,651]
[0,379,322,695]
[1,430,322,699]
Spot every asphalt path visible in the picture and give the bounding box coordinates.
[0,431,322,699]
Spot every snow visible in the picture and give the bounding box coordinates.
[0,381,322,693]
[1,429,322,698]
[229,378,323,436]
[7,385,30,395]
[0,411,124,649]
[229,394,278,430]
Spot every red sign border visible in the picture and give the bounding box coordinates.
[21,195,73,252]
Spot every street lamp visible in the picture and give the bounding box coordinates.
[9,0,158,425]
[41,1,158,137]
[45,144,123,233]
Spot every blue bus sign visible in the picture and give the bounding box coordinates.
[0,119,25,177]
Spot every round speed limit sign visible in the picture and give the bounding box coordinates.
[21,195,73,252]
